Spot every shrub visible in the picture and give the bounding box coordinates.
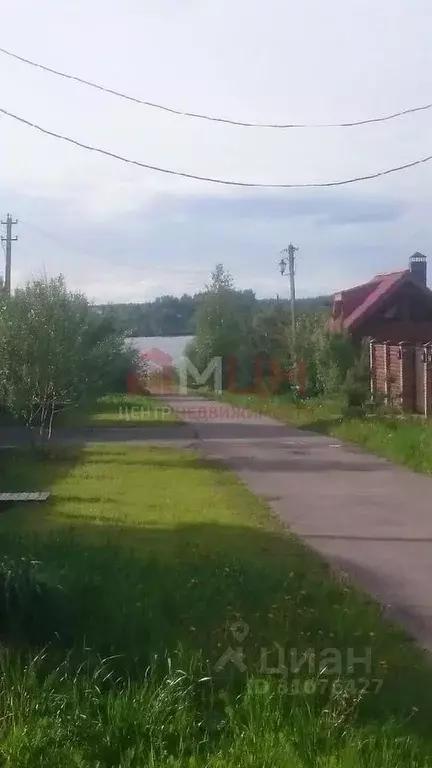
[0,277,140,438]
[342,346,371,411]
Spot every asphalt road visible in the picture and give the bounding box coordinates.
[163,395,432,653]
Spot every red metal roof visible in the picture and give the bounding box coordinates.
[142,347,174,368]
[344,271,408,330]
[331,270,410,331]
[335,280,380,320]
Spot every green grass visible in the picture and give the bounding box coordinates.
[1,444,432,765]
[0,394,180,430]
[57,393,180,428]
[209,390,432,474]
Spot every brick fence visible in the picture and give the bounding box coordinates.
[370,341,432,415]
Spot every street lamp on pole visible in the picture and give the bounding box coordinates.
[278,243,299,349]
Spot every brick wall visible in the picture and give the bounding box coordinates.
[369,341,432,415]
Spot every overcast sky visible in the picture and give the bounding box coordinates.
[2,0,432,302]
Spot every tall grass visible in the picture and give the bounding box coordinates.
[0,445,432,765]
[0,650,428,767]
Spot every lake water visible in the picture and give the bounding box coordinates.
[129,336,193,364]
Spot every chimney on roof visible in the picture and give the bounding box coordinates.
[409,252,427,287]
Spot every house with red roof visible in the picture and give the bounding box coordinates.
[329,253,432,344]
[141,346,176,395]
[143,347,174,371]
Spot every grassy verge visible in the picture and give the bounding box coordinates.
[0,445,432,765]
[207,390,432,474]
[57,393,181,428]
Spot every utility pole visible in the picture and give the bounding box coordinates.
[278,242,299,349]
[1,214,18,296]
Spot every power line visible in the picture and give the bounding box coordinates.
[1,45,432,130]
[2,106,432,189]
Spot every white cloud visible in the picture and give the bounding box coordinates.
[1,0,432,301]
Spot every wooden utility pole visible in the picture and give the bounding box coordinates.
[278,242,299,349]
[1,214,18,295]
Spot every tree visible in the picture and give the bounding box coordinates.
[250,304,293,393]
[183,264,356,398]
[187,265,256,390]
[312,329,357,395]
[342,342,371,410]
[96,294,198,337]
[0,276,137,439]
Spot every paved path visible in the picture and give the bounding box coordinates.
[162,395,432,652]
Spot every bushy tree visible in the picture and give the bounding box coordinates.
[342,342,371,410]
[187,265,256,390]
[312,329,357,395]
[250,304,294,393]
[186,265,361,400]
[0,276,138,438]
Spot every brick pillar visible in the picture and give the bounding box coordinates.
[372,343,387,401]
[369,339,375,400]
[415,345,426,415]
[399,342,415,413]
[383,341,390,403]
[424,343,432,416]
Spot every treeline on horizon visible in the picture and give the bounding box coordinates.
[96,292,332,337]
